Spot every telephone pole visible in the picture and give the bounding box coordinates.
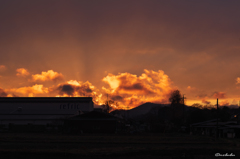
[216,98,219,138]
[182,94,187,124]
[182,94,186,105]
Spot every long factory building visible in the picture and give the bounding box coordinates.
[0,97,94,128]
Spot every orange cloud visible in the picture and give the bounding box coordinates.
[219,100,229,106]
[236,77,240,84]
[16,68,30,77]
[8,84,49,97]
[0,65,6,72]
[31,70,64,82]
[102,69,175,109]
[212,92,226,99]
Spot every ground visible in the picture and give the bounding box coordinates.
[0,132,240,159]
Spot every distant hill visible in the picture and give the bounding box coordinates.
[127,102,165,117]
[111,102,169,119]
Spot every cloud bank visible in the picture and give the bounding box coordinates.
[1,67,235,108]
[102,69,175,109]
[1,69,176,109]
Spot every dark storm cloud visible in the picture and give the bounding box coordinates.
[122,83,144,90]
[57,82,94,96]
[58,84,74,96]
[118,82,155,94]
[76,85,93,94]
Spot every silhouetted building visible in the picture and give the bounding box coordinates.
[0,97,93,131]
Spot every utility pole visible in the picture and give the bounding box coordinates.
[217,98,219,138]
[182,94,186,124]
[182,94,186,105]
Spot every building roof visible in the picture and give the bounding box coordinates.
[0,97,93,103]
[0,97,94,116]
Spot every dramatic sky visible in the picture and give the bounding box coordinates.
[0,0,240,109]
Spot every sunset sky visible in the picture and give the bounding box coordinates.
[0,0,240,109]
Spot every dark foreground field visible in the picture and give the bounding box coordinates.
[0,133,240,159]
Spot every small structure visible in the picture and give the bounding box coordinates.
[190,119,240,138]
[64,111,121,134]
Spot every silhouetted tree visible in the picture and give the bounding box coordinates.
[103,100,110,113]
[168,90,185,126]
[169,90,184,105]
[104,100,117,113]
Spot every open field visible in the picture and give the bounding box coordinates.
[0,133,240,159]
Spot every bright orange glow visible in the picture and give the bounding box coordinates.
[2,67,238,110]
[102,74,120,90]
[101,69,175,109]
